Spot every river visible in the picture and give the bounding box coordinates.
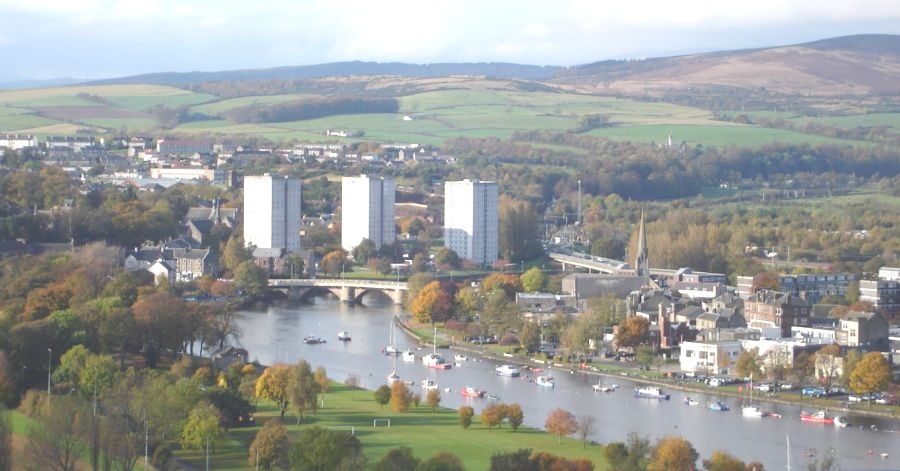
[234,295,900,470]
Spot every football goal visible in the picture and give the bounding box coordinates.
[373,418,391,428]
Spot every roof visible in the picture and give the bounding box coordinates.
[840,311,878,322]
[252,247,286,258]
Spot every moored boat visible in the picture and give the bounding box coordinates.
[833,416,848,428]
[684,397,700,406]
[422,353,451,369]
[454,354,468,362]
[634,386,670,400]
[495,364,521,377]
[800,410,834,424]
[742,405,766,417]
[535,376,555,388]
[460,386,484,398]
[708,400,730,411]
[421,378,438,391]
[401,350,417,362]
[337,331,351,341]
[303,335,326,344]
[387,369,400,385]
[593,383,618,393]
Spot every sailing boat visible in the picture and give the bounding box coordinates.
[742,374,766,417]
[384,318,399,356]
[421,326,451,369]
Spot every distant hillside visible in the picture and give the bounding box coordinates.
[89,61,562,85]
[554,34,900,98]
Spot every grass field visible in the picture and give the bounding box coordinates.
[0,82,896,150]
[176,383,610,470]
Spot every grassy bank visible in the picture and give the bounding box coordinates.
[176,382,609,470]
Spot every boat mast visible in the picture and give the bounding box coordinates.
[785,434,791,471]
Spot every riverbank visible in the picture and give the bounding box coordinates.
[397,318,899,422]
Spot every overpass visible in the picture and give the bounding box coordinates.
[548,252,634,275]
[268,278,408,304]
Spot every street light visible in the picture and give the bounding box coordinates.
[47,348,52,400]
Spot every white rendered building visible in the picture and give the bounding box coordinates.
[443,179,499,265]
[243,174,302,252]
[341,175,396,252]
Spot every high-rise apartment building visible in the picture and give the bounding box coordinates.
[243,174,302,252]
[443,179,498,265]
[341,175,396,251]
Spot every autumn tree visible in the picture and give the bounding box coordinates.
[390,381,413,412]
[405,272,436,310]
[131,291,189,366]
[256,364,291,418]
[751,272,780,293]
[410,281,457,324]
[425,388,441,412]
[498,403,521,432]
[577,415,598,449]
[544,408,578,444]
[248,419,290,471]
[614,316,650,350]
[375,446,420,471]
[481,272,522,300]
[489,448,533,471]
[28,395,90,471]
[814,344,841,393]
[480,402,506,431]
[648,435,698,471]
[417,452,464,471]
[519,321,541,353]
[352,238,377,266]
[459,406,474,428]
[703,450,753,471]
[520,267,546,293]
[792,352,814,401]
[289,360,319,423]
[374,385,391,410]
[180,404,226,452]
[314,366,329,397]
[848,352,891,403]
[320,249,349,276]
[734,348,763,380]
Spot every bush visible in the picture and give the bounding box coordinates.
[459,405,474,428]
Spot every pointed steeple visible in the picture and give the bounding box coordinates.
[635,209,649,278]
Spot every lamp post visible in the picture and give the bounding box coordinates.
[47,348,52,400]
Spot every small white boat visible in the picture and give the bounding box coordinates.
[634,386,670,400]
[495,364,520,377]
[387,369,400,385]
[337,331,351,341]
[684,397,700,406]
[421,378,438,391]
[303,335,326,344]
[708,400,730,412]
[422,353,451,369]
[593,383,618,393]
[454,354,468,362]
[384,345,399,355]
[833,416,848,428]
[535,376,555,388]
[742,405,766,417]
[401,350,417,362]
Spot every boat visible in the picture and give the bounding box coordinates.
[593,383,618,393]
[303,335,326,344]
[800,410,834,425]
[384,319,399,355]
[708,400,730,411]
[337,331,351,341]
[742,374,767,417]
[683,397,700,406]
[421,378,438,391]
[634,386,670,400]
[833,416,848,428]
[454,354,468,362]
[460,386,484,398]
[535,376,555,388]
[495,364,521,377]
[401,350,417,362]
[387,369,400,385]
[486,394,501,400]
[422,326,452,369]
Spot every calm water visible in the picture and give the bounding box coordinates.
[235,295,900,470]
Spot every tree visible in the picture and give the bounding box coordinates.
[375,446,420,471]
[635,346,657,371]
[848,352,891,403]
[417,452,464,471]
[425,388,441,412]
[519,321,541,353]
[703,450,750,471]
[374,385,391,410]
[506,403,524,431]
[544,408,578,444]
[751,272,780,293]
[248,419,289,471]
[180,404,225,451]
[206,303,243,349]
[577,415,598,449]
[480,402,506,431]
[434,247,461,269]
[79,354,118,400]
[499,196,541,262]
[648,435,698,471]
[132,291,189,363]
[289,426,363,471]
[352,238,377,266]
[390,381,412,412]
[481,272,522,300]
[320,249,349,276]
[256,364,291,418]
[52,344,91,389]
[604,442,630,471]
[314,366,329,397]
[490,448,535,471]
[792,351,814,401]
[289,360,319,423]
[0,406,12,471]
[233,260,268,298]
[520,267,546,293]
[615,316,650,350]
[840,349,862,388]
[458,405,474,428]
[285,252,305,279]
[410,281,457,324]
[28,395,90,471]
[735,348,763,380]
[814,344,841,393]
[221,234,253,272]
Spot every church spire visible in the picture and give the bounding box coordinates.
[635,209,649,278]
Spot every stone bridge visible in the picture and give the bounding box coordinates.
[268,278,408,304]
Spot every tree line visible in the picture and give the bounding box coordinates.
[223,97,399,124]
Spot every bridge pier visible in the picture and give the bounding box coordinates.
[339,286,356,303]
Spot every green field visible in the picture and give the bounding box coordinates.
[0,82,896,150]
[176,383,610,470]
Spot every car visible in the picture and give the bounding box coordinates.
[801,387,827,398]
[778,383,794,390]
[875,394,897,405]
[754,383,774,392]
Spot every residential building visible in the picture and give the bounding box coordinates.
[443,179,498,265]
[341,175,396,252]
[879,267,900,281]
[679,340,741,373]
[45,136,96,152]
[744,289,812,338]
[149,167,226,183]
[0,134,37,150]
[837,311,889,348]
[243,174,302,252]
[779,272,858,304]
[156,138,213,155]
[860,279,900,313]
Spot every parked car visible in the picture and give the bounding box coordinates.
[875,394,896,405]
[778,383,794,390]
[802,387,827,398]
[755,383,774,392]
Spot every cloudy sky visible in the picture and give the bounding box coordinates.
[1,0,898,80]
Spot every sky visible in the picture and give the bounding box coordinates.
[0,0,898,81]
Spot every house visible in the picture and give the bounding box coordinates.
[860,279,900,314]
[212,346,248,371]
[170,247,215,281]
[837,311,889,348]
[679,340,741,374]
[252,247,286,276]
[744,289,812,338]
[148,260,175,286]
